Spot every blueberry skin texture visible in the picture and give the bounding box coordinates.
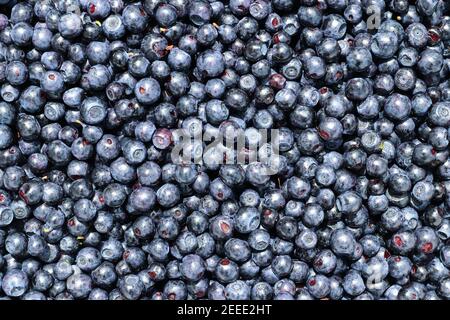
[134,77,161,105]
[196,50,225,78]
[66,273,93,299]
[234,206,260,234]
[80,97,107,125]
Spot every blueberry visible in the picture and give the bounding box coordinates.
[128,186,156,212]
[188,1,212,26]
[0,0,448,301]
[179,254,206,282]
[2,269,29,297]
[134,77,161,105]
[122,4,149,33]
[103,15,126,40]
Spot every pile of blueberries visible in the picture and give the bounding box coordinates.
[0,0,450,301]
